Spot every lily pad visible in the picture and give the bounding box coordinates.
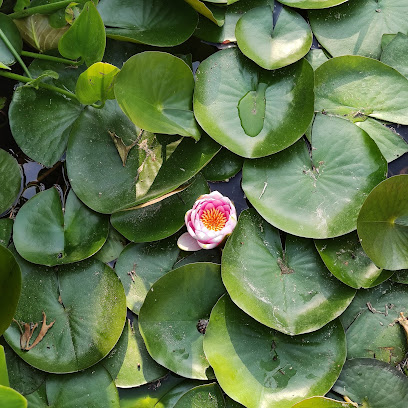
[58,1,106,67]
[114,237,180,314]
[0,345,8,387]
[332,358,408,408]
[174,383,225,407]
[8,59,84,167]
[357,175,408,270]
[0,149,21,214]
[13,188,109,266]
[242,114,387,239]
[315,56,408,125]
[391,270,408,284]
[236,5,312,70]
[67,99,219,214]
[4,253,126,373]
[194,48,314,157]
[202,148,244,182]
[115,52,201,140]
[95,226,127,264]
[292,397,355,408]
[102,315,167,388]
[0,246,21,337]
[98,0,198,47]
[183,0,225,26]
[0,13,22,69]
[280,0,347,7]
[194,0,270,44]
[309,0,408,59]
[0,385,27,408]
[25,365,120,407]
[381,32,408,79]
[305,49,329,70]
[139,263,225,379]
[111,174,209,243]
[315,231,394,289]
[356,118,408,163]
[222,209,356,335]
[203,295,346,408]
[340,281,408,365]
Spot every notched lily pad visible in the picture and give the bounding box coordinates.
[13,188,109,266]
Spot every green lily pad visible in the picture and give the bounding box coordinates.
[194,48,314,157]
[195,0,271,44]
[309,0,408,59]
[0,149,21,214]
[75,62,120,105]
[111,174,209,243]
[381,32,408,79]
[8,59,84,167]
[356,118,408,163]
[340,281,408,365]
[4,253,126,373]
[0,345,9,387]
[332,358,408,408]
[67,99,219,214]
[0,13,22,69]
[13,188,109,266]
[174,248,221,268]
[202,148,244,181]
[391,270,408,284]
[292,397,355,408]
[315,231,394,289]
[0,246,21,337]
[242,114,387,239]
[139,263,225,379]
[0,385,27,408]
[305,49,329,70]
[203,295,346,408]
[183,0,224,26]
[280,0,347,8]
[98,0,198,47]
[2,342,46,396]
[315,56,408,125]
[25,365,119,407]
[174,383,225,408]
[114,237,180,314]
[222,209,356,335]
[95,226,127,264]
[58,1,106,67]
[236,6,312,70]
[115,52,201,140]
[357,175,408,270]
[102,315,167,388]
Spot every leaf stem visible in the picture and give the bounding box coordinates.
[8,0,73,19]
[0,70,78,100]
[0,28,32,78]
[21,51,83,66]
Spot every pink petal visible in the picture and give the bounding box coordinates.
[177,233,202,251]
[198,241,219,250]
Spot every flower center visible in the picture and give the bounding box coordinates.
[200,208,227,231]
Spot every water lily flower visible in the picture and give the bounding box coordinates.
[177,191,237,251]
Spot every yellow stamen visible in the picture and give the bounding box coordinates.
[201,208,227,231]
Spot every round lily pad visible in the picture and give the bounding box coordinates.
[381,33,408,79]
[236,5,312,70]
[357,175,408,270]
[309,0,408,59]
[0,218,13,247]
[280,0,347,7]
[0,13,22,69]
[315,231,394,289]
[114,237,180,314]
[94,226,127,264]
[391,270,408,284]
[202,148,243,182]
[102,314,167,388]
[174,383,225,408]
[0,246,21,337]
[332,358,408,408]
[0,385,27,408]
[292,397,355,408]
[98,0,198,47]
[4,253,126,373]
[194,47,314,158]
[222,209,356,335]
[25,365,119,407]
[111,174,209,243]
[13,188,109,266]
[203,295,346,408]
[315,56,408,125]
[66,100,219,214]
[339,281,408,365]
[114,52,201,140]
[0,149,21,215]
[242,114,387,239]
[139,263,225,379]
